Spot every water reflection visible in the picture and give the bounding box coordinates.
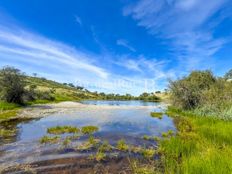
[0,101,175,172]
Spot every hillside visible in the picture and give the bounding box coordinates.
[25,76,98,102]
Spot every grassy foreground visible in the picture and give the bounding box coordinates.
[158,107,232,174]
[133,107,232,174]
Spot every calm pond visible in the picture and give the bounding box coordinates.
[0,100,175,173]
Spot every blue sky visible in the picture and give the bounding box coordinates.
[0,0,232,95]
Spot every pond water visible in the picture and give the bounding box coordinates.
[80,100,161,106]
[0,101,175,173]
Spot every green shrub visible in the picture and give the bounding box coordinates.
[0,66,26,104]
[169,70,216,110]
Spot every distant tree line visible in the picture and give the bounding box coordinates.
[90,91,161,102]
[0,66,162,104]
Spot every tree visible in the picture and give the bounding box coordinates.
[169,70,216,109]
[0,66,26,104]
[224,69,232,80]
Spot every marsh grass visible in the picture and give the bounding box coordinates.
[0,110,18,122]
[157,107,232,174]
[141,148,156,159]
[88,135,100,146]
[130,160,162,174]
[89,151,106,161]
[98,140,113,152]
[40,135,60,144]
[81,125,99,134]
[0,128,16,137]
[0,102,21,110]
[77,136,100,151]
[62,137,72,147]
[117,139,129,151]
[150,112,163,119]
[47,125,79,134]
[143,135,151,140]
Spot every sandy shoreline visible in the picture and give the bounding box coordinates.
[17,101,167,119]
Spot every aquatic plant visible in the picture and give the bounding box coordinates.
[95,151,106,161]
[161,132,169,138]
[88,135,100,146]
[153,136,160,142]
[130,160,160,174]
[81,125,99,134]
[77,142,93,151]
[150,112,163,119]
[140,148,156,159]
[39,135,60,144]
[62,137,72,147]
[116,139,129,151]
[47,125,79,134]
[98,140,113,152]
[130,146,143,153]
[143,135,151,140]
[89,151,106,161]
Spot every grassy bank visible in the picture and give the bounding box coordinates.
[133,107,232,174]
[0,102,21,122]
[159,107,232,174]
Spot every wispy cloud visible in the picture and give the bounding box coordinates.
[74,15,82,26]
[0,26,108,79]
[0,24,164,95]
[123,0,231,72]
[116,39,136,52]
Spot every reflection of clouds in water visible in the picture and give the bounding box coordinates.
[19,103,174,142]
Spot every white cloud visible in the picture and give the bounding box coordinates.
[116,39,136,52]
[0,26,108,79]
[123,0,230,72]
[0,24,163,95]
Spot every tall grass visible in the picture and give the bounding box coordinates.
[158,107,232,174]
[0,102,21,111]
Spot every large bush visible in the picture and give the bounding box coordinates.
[169,70,216,109]
[0,66,26,104]
[169,70,232,120]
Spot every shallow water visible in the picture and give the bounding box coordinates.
[0,101,175,173]
[80,100,161,106]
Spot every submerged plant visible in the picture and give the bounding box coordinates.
[40,135,60,144]
[116,139,129,151]
[150,112,163,119]
[81,125,99,134]
[47,125,79,135]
